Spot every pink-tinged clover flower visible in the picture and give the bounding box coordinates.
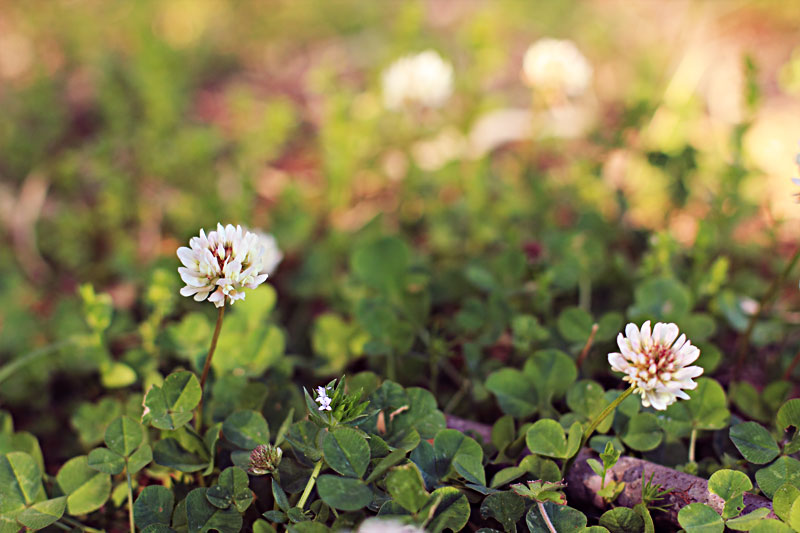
[177,223,273,308]
[608,321,703,410]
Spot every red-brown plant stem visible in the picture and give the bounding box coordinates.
[576,323,599,369]
[196,306,225,432]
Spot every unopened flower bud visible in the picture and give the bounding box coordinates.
[249,444,282,475]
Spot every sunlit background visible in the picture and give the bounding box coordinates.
[2,0,800,401]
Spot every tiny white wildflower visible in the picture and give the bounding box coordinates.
[177,223,271,308]
[315,386,332,411]
[382,50,454,111]
[522,38,592,97]
[608,321,703,410]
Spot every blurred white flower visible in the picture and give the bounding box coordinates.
[411,127,466,171]
[522,38,592,97]
[357,518,424,533]
[253,231,283,276]
[382,50,453,111]
[608,321,703,410]
[177,223,271,307]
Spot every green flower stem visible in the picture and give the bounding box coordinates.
[688,428,697,464]
[126,460,135,533]
[537,501,557,533]
[386,350,396,382]
[734,246,800,378]
[297,459,323,510]
[195,306,225,432]
[562,386,634,477]
[0,338,75,384]
[53,521,71,531]
[584,387,634,442]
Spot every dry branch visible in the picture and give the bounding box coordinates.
[444,415,775,528]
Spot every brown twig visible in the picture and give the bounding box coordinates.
[577,323,599,369]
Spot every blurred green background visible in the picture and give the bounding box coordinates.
[2,0,800,414]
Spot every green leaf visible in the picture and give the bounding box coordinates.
[708,469,752,519]
[628,278,692,322]
[598,507,644,532]
[526,502,586,533]
[271,478,290,512]
[17,497,67,530]
[253,519,276,533]
[351,236,410,293]
[105,416,144,457]
[749,520,795,533]
[526,419,570,459]
[726,508,771,531]
[142,526,177,533]
[677,503,724,533]
[153,438,207,473]
[633,503,654,533]
[185,488,243,533]
[567,380,610,430]
[134,486,174,530]
[87,448,125,475]
[621,413,663,452]
[222,410,270,450]
[453,453,486,486]
[206,467,252,513]
[772,484,800,522]
[0,452,43,512]
[777,399,800,454]
[70,398,123,448]
[557,307,594,343]
[491,415,516,455]
[426,487,470,533]
[143,371,202,430]
[524,349,577,404]
[730,422,780,465]
[756,457,800,499]
[365,449,407,484]
[480,491,525,533]
[322,427,370,479]
[790,496,800,532]
[128,444,153,474]
[316,475,373,511]
[485,369,537,418]
[433,429,484,481]
[56,455,111,516]
[385,463,429,514]
[688,378,730,430]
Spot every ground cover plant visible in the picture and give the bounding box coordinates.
[3,1,800,532]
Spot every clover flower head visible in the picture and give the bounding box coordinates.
[177,223,272,308]
[608,321,703,410]
[357,518,425,533]
[249,443,282,475]
[382,50,454,111]
[253,231,283,276]
[522,38,593,97]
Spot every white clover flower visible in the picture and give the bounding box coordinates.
[177,223,271,308]
[522,38,592,97]
[382,50,454,111]
[608,321,703,410]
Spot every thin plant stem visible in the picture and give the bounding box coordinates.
[53,521,72,531]
[688,428,697,464]
[537,501,558,533]
[579,275,591,312]
[126,462,135,533]
[576,323,599,370]
[195,306,225,432]
[297,460,323,509]
[734,247,800,378]
[0,338,75,384]
[584,387,634,443]
[386,350,396,382]
[562,387,634,477]
[784,347,800,380]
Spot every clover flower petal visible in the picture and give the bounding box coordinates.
[608,320,703,410]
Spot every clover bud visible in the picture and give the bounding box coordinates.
[249,444,282,475]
